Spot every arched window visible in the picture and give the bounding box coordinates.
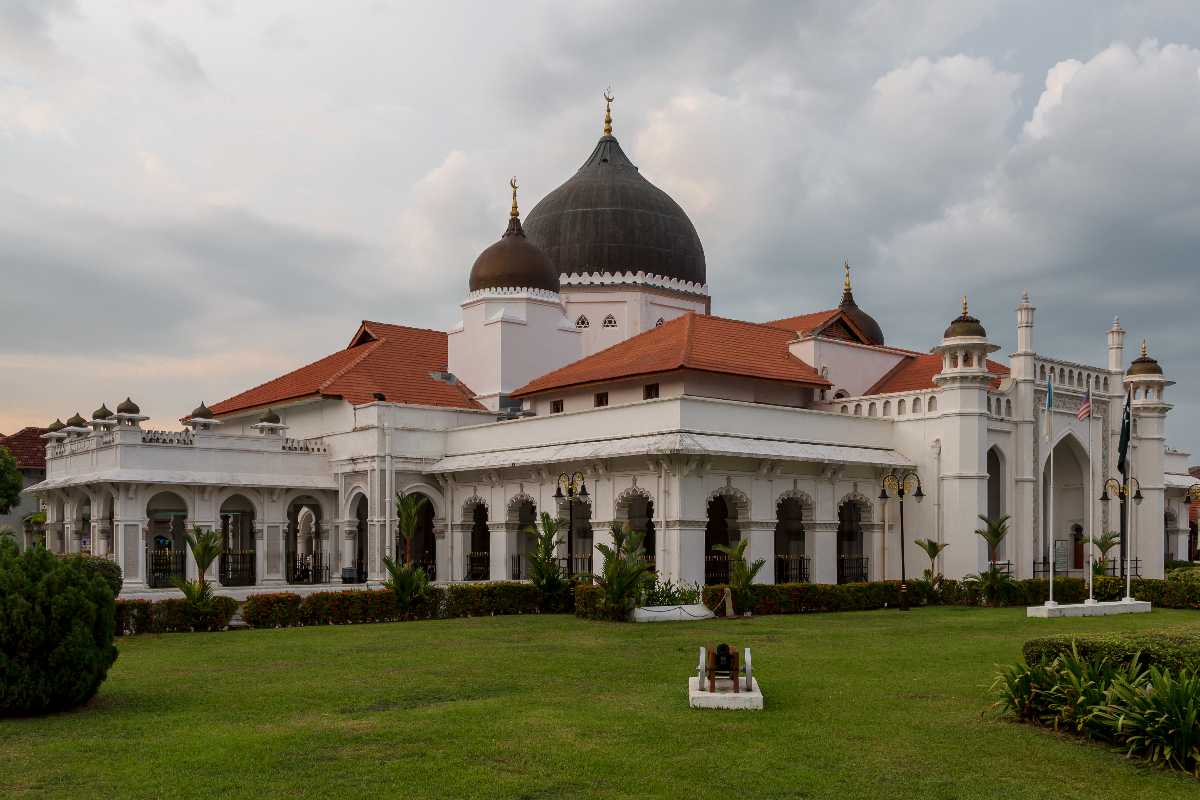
[950,353,959,368]
[602,314,617,328]
[868,402,877,417]
[912,397,922,414]
[1005,399,1012,417]
[840,405,849,415]
[655,317,665,327]
[575,315,590,329]
[1039,364,1046,381]
[882,400,891,416]
[897,398,906,415]
[963,352,974,367]
[854,404,862,416]
[1058,368,1065,385]
[928,396,938,412]
[1068,369,1074,385]
[1103,376,1110,392]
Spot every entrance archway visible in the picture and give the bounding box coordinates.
[396,492,436,580]
[345,494,368,584]
[837,496,869,583]
[219,493,256,586]
[775,492,811,583]
[986,447,1008,565]
[556,496,592,577]
[615,488,655,571]
[146,490,188,588]
[704,489,747,585]
[466,499,490,580]
[286,496,327,584]
[1041,434,1088,574]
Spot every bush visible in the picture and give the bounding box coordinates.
[62,555,123,598]
[1023,631,1200,674]
[113,596,238,634]
[444,582,542,617]
[242,592,304,628]
[575,584,604,620]
[1094,666,1200,776]
[703,581,902,616]
[639,577,702,607]
[0,540,118,715]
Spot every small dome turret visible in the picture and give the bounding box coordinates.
[117,397,140,415]
[838,262,885,346]
[468,178,560,294]
[1127,340,1162,376]
[65,412,88,428]
[260,408,281,425]
[92,404,113,420]
[943,296,987,339]
[190,402,214,420]
[46,419,65,433]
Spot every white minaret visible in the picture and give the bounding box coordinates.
[1009,292,1037,577]
[1123,340,1173,579]
[1107,316,1126,377]
[933,297,1001,578]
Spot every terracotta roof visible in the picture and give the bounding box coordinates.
[210,321,485,417]
[512,313,830,397]
[766,309,841,335]
[866,353,1009,395]
[0,427,49,472]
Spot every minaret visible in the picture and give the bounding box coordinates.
[1009,292,1037,576]
[1123,341,1173,579]
[933,297,1001,578]
[1107,316,1125,377]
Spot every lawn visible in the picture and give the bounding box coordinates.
[1,607,1198,799]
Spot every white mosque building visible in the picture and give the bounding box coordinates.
[28,103,1198,594]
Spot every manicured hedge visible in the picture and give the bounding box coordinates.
[61,555,123,598]
[575,584,604,620]
[241,593,305,628]
[1023,630,1200,673]
[114,597,239,635]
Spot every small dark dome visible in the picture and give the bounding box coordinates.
[523,133,706,285]
[65,412,88,428]
[47,418,65,433]
[1127,340,1162,376]
[468,215,560,293]
[117,397,140,415]
[259,408,281,425]
[944,297,987,339]
[92,404,112,420]
[191,402,214,420]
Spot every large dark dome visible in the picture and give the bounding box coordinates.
[468,215,560,294]
[523,133,706,285]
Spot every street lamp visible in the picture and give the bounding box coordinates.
[554,471,587,577]
[879,471,924,611]
[1099,476,1143,581]
[1183,484,1200,562]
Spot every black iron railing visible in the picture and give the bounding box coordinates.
[341,558,368,584]
[705,553,730,586]
[510,554,527,581]
[837,556,869,584]
[146,546,185,588]
[555,555,593,578]
[988,560,1013,575]
[286,552,330,585]
[465,551,490,581]
[775,555,810,584]
[1035,559,1138,578]
[219,550,256,587]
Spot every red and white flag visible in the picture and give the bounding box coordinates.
[1077,386,1092,421]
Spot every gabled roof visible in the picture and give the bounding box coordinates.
[766,307,876,345]
[210,321,485,417]
[511,313,830,398]
[0,427,49,471]
[866,353,1009,395]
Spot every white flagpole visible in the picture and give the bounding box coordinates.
[1048,433,1056,606]
[1125,443,1135,602]
[1087,404,1095,604]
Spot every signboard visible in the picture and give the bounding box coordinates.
[1053,540,1069,572]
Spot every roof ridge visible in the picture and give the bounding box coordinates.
[677,312,697,367]
[865,355,918,396]
[320,337,384,392]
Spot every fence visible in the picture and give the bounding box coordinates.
[146,546,185,588]
[775,554,810,584]
[219,550,256,587]
[837,556,869,584]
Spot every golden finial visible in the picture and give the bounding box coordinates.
[962,295,969,316]
[843,260,851,292]
[603,87,614,136]
[1140,339,1148,357]
[509,176,519,219]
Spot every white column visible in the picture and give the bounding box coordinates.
[745,521,774,584]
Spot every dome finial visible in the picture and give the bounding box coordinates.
[603,86,614,136]
[1140,339,1148,357]
[843,260,851,293]
[961,295,969,316]
[509,176,519,219]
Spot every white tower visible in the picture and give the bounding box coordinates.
[1123,341,1173,579]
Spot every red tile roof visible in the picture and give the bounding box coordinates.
[0,427,49,471]
[767,309,841,335]
[210,321,485,417]
[512,313,831,397]
[866,353,1009,395]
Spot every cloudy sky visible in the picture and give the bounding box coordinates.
[1,0,1198,456]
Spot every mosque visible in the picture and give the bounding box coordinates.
[27,98,1198,594]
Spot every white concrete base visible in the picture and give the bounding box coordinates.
[688,677,763,710]
[632,604,715,623]
[1026,599,1152,618]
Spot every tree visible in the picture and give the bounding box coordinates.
[1090,531,1121,575]
[394,492,430,566]
[525,512,565,596]
[712,538,766,615]
[591,523,654,620]
[0,446,22,515]
[914,538,948,581]
[172,526,222,607]
[974,514,1011,563]
[382,554,430,615]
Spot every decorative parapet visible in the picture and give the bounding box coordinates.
[559,270,709,297]
[461,286,564,303]
[141,430,194,446]
[284,437,328,454]
[1033,356,1112,394]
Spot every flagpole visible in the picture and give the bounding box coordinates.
[1048,432,1056,606]
[1086,401,1095,604]
[1125,441,1135,602]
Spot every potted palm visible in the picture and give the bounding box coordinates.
[711,539,765,616]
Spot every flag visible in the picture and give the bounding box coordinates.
[1077,386,1092,421]
[1117,388,1132,476]
[1043,372,1054,441]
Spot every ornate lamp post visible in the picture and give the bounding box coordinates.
[554,471,587,577]
[1099,476,1143,601]
[1185,484,1200,562]
[879,471,924,611]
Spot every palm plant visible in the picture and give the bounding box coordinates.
[394,492,430,566]
[963,565,1017,607]
[974,514,1011,563]
[591,522,654,620]
[914,538,948,581]
[382,554,430,613]
[712,539,765,615]
[172,526,222,609]
[1090,531,1121,575]
[524,512,565,595]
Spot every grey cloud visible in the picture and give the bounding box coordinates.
[0,0,75,54]
[134,20,210,88]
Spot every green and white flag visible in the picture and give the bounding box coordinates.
[1043,372,1054,441]
[1117,388,1132,476]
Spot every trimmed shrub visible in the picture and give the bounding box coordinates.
[575,584,604,620]
[0,540,118,715]
[114,599,154,635]
[1023,630,1200,673]
[444,582,542,617]
[703,581,902,616]
[62,555,123,598]
[242,592,303,628]
[113,597,238,634]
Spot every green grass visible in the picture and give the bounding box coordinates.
[2,608,1198,799]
